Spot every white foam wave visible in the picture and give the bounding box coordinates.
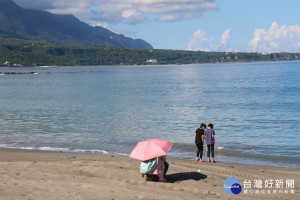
[3,145,110,155]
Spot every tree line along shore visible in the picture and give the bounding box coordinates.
[1,38,300,67]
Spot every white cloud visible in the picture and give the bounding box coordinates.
[187,29,232,52]
[94,0,217,24]
[120,9,146,24]
[92,21,118,33]
[14,0,217,24]
[249,22,300,52]
[187,30,215,51]
[221,29,231,46]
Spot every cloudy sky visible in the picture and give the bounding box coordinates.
[14,0,300,52]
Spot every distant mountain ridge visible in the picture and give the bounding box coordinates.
[0,0,153,49]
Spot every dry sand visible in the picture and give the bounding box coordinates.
[0,149,299,200]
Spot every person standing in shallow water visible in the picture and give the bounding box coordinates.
[204,124,216,163]
[194,123,206,162]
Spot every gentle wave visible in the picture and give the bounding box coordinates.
[172,143,225,152]
[0,145,129,156]
[1,143,300,167]
[220,149,300,163]
[170,142,300,167]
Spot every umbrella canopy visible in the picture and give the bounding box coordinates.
[129,138,173,161]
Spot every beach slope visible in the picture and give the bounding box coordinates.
[0,149,299,200]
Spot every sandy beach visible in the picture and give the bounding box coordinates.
[0,149,299,200]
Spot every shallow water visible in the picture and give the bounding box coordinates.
[0,61,299,167]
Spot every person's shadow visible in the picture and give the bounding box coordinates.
[165,172,207,183]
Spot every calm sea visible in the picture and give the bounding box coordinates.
[0,61,299,167]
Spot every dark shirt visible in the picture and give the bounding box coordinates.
[195,128,204,144]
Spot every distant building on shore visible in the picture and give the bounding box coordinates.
[146,59,157,63]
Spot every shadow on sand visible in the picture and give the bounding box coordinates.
[165,172,207,183]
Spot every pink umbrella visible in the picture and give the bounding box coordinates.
[129,138,173,161]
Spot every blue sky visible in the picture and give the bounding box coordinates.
[14,0,300,52]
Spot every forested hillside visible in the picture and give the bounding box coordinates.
[1,39,300,67]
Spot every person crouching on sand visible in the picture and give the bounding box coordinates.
[204,124,216,163]
[140,155,169,182]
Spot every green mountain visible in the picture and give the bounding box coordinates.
[0,0,152,49]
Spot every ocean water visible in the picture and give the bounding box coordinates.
[0,61,299,168]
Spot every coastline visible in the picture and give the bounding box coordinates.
[2,142,299,168]
[0,148,299,200]
[0,59,299,68]
[2,37,300,67]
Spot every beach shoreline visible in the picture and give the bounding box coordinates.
[0,148,299,200]
[1,146,300,169]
